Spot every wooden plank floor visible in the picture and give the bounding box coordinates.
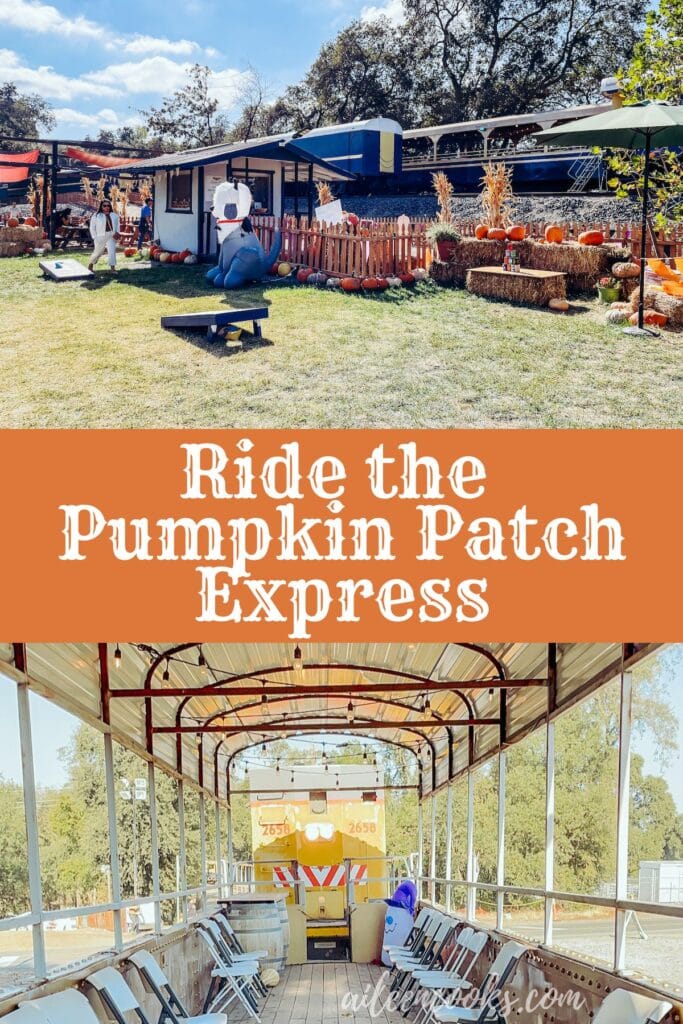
[236,963,402,1024]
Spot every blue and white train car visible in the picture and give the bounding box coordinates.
[296,118,403,178]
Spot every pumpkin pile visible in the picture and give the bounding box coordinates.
[148,245,196,265]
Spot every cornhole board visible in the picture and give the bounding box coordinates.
[161,307,269,341]
[39,258,93,281]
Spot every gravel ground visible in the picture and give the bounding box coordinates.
[295,192,643,223]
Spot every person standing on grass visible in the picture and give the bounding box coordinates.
[88,199,120,272]
[137,197,152,250]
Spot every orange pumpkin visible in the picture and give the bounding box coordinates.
[487,228,507,241]
[24,216,38,227]
[578,230,605,246]
[629,310,668,327]
[6,217,19,228]
[362,277,380,290]
[375,277,389,290]
[341,277,361,291]
[398,272,415,285]
[124,247,137,257]
[474,224,489,240]
[507,225,526,241]
[545,224,564,244]
[297,267,313,283]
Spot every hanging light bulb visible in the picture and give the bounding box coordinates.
[488,687,495,702]
[346,701,355,723]
[293,645,302,669]
[290,770,295,784]
[363,746,368,761]
[423,694,431,713]
[162,661,170,682]
[373,754,378,768]
[261,742,267,754]
[261,683,268,705]
[198,648,208,679]
[335,773,340,788]
[114,645,122,669]
[275,759,280,774]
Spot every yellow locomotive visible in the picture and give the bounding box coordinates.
[248,764,387,958]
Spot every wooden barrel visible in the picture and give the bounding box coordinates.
[225,900,289,971]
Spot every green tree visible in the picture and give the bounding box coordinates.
[142,65,231,149]
[0,775,30,917]
[607,0,683,225]
[0,83,55,148]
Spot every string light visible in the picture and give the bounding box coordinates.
[423,694,431,713]
[162,661,170,682]
[346,701,355,723]
[198,648,208,679]
[113,645,122,669]
[293,645,303,669]
[261,682,268,705]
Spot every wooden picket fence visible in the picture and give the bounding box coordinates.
[252,215,432,277]
[253,214,683,273]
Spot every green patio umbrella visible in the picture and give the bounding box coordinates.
[536,101,683,336]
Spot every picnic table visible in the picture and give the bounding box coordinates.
[54,224,91,250]
[466,265,567,306]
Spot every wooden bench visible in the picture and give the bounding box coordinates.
[466,265,566,306]
[160,306,269,341]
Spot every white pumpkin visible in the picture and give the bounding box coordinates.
[326,277,341,288]
[411,267,428,281]
[261,969,280,988]
[605,308,629,325]
[385,276,403,287]
[548,297,569,312]
[184,254,198,265]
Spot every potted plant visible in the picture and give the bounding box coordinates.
[597,275,622,303]
[427,221,461,262]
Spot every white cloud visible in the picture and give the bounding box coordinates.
[361,0,404,23]
[82,56,195,95]
[0,0,214,58]
[0,47,119,99]
[0,0,113,41]
[51,106,124,129]
[122,36,200,56]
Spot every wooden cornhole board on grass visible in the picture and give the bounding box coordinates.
[466,265,566,306]
[39,258,93,281]
[161,307,269,342]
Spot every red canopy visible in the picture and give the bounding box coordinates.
[0,149,40,183]
[65,146,143,169]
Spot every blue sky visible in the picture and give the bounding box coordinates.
[1,648,682,809]
[0,0,398,139]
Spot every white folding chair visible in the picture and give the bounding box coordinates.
[23,989,100,1024]
[3,1006,49,1024]
[389,911,444,968]
[593,989,672,1024]
[210,916,268,997]
[128,949,227,1024]
[393,918,460,1010]
[196,921,262,1020]
[412,929,488,1023]
[384,906,433,959]
[432,940,527,1024]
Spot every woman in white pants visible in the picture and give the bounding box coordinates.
[88,198,120,271]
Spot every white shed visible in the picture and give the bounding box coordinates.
[113,134,354,259]
[638,861,683,904]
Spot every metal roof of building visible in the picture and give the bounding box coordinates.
[110,135,356,179]
[0,642,657,799]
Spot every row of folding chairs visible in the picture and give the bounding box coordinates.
[383,905,673,1024]
[3,913,270,1024]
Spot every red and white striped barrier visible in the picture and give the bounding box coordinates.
[271,863,368,887]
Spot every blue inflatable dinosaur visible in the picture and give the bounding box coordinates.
[205,181,281,289]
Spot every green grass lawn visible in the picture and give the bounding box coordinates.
[1,251,681,427]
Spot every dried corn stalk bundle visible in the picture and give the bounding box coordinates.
[432,171,455,223]
[480,162,514,228]
[316,181,334,207]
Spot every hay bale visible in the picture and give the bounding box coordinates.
[0,225,42,244]
[653,291,683,327]
[429,260,462,285]
[443,237,512,282]
[524,240,611,292]
[466,267,565,306]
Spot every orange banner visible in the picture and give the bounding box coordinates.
[0,429,679,640]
